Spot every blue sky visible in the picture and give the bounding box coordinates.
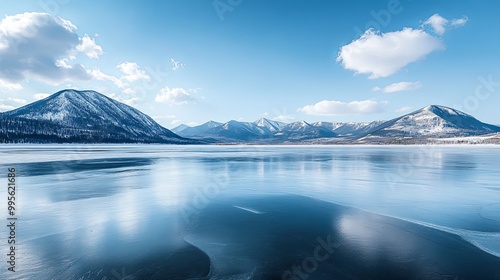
[0,0,499,128]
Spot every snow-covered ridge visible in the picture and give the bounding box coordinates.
[1,91,499,144]
[0,89,192,144]
[365,105,500,139]
[173,105,500,143]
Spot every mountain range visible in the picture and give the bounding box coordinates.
[1,89,499,144]
[173,105,500,144]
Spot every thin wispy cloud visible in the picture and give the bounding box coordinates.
[423,14,469,35]
[298,100,387,116]
[171,58,185,71]
[395,106,414,113]
[373,81,422,93]
[33,93,50,100]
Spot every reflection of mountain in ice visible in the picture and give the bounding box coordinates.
[1,145,500,279]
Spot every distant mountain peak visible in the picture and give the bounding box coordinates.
[364,104,500,139]
[297,120,310,126]
[421,105,472,117]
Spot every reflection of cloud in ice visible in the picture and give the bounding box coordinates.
[115,189,140,239]
[14,243,46,279]
[82,210,108,252]
[150,162,187,208]
[257,160,265,177]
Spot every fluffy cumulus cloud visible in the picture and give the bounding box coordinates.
[89,62,153,96]
[337,14,467,79]
[155,86,194,105]
[76,34,103,59]
[423,14,468,35]
[374,81,422,93]
[337,28,444,79]
[298,100,387,116]
[88,68,127,88]
[0,12,103,85]
[116,62,150,82]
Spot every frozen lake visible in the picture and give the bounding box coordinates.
[1,145,500,279]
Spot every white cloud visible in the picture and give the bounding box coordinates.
[337,28,444,79]
[106,92,139,106]
[0,79,22,91]
[298,99,387,116]
[376,81,422,93]
[152,115,176,120]
[117,62,150,82]
[88,68,128,88]
[89,63,152,95]
[423,14,468,35]
[0,103,14,111]
[423,14,448,35]
[395,106,414,113]
[121,97,139,106]
[33,93,50,100]
[0,12,93,85]
[171,58,184,71]
[155,86,194,105]
[7,97,26,104]
[170,119,182,125]
[273,115,295,122]
[122,88,135,95]
[450,16,468,27]
[76,34,103,59]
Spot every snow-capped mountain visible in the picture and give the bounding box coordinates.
[3,96,498,144]
[175,118,334,142]
[205,120,269,141]
[363,105,500,139]
[171,124,190,134]
[275,120,337,140]
[0,89,194,143]
[173,121,222,138]
[253,118,287,133]
[312,121,385,137]
[172,105,500,144]
[174,118,286,142]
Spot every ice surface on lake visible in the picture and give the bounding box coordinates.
[0,144,499,279]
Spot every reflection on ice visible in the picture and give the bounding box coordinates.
[185,196,500,279]
[1,145,500,279]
